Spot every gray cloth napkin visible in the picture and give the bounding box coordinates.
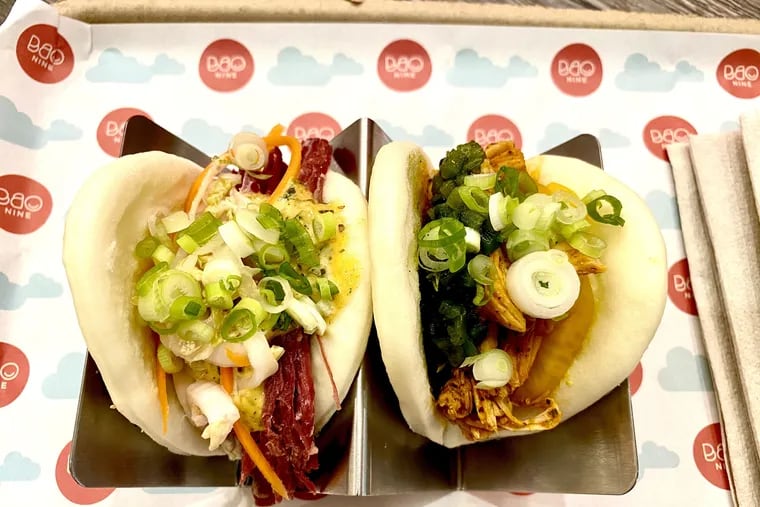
[667,114,760,507]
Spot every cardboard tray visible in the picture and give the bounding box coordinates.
[70,116,637,496]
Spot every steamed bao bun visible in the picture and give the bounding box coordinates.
[368,141,667,448]
[63,151,372,455]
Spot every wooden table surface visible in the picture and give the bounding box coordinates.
[0,0,758,28]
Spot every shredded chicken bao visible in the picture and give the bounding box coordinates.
[418,140,624,442]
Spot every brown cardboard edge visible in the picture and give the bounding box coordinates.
[53,0,760,34]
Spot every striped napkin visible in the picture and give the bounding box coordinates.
[666,111,760,507]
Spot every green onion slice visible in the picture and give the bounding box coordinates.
[417,218,468,273]
[176,234,200,254]
[460,348,513,390]
[258,203,285,230]
[157,344,184,373]
[458,186,490,214]
[235,297,268,330]
[169,295,206,320]
[317,277,333,300]
[177,319,214,343]
[467,254,494,285]
[157,271,202,306]
[202,257,242,288]
[581,189,606,204]
[283,218,320,268]
[418,217,466,249]
[135,237,159,259]
[148,320,179,335]
[151,244,175,266]
[552,190,587,225]
[161,211,192,234]
[177,212,221,249]
[506,229,550,262]
[313,212,337,243]
[258,244,289,269]
[278,262,312,295]
[463,173,497,190]
[511,202,541,230]
[557,219,591,241]
[205,281,233,309]
[568,231,607,258]
[586,194,625,226]
[221,309,257,343]
[258,276,294,313]
[473,284,492,307]
[136,262,169,297]
[237,208,280,244]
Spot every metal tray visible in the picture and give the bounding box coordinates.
[70,116,637,495]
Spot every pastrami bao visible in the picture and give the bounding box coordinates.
[368,140,667,448]
[63,127,372,501]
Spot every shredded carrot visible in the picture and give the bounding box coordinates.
[183,125,301,212]
[184,161,218,213]
[156,358,169,435]
[220,366,235,393]
[264,124,285,143]
[226,349,251,367]
[262,125,302,204]
[220,367,289,500]
[233,422,289,500]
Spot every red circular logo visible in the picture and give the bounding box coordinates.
[56,441,115,504]
[467,115,523,149]
[693,423,730,490]
[199,39,254,92]
[16,24,74,84]
[629,362,643,396]
[96,108,151,157]
[0,174,53,235]
[643,116,697,161]
[0,343,30,408]
[551,43,602,96]
[717,49,760,99]
[510,492,534,496]
[377,39,432,92]
[288,113,341,142]
[668,258,698,316]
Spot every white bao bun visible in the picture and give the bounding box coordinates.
[368,141,667,448]
[63,151,371,456]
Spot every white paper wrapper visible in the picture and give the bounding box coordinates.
[0,0,749,505]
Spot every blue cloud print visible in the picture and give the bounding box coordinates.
[0,272,63,310]
[42,352,85,399]
[638,441,680,478]
[615,54,703,92]
[377,121,453,147]
[447,49,537,87]
[0,452,41,481]
[598,128,630,148]
[181,119,264,156]
[538,123,631,152]
[658,346,714,391]
[0,96,82,149]
[86,48,185,83]
[268,47,363,86]
[720,120,739,133]
[645,190,681,230]
[143,487,218,494]
[537,122,581,153]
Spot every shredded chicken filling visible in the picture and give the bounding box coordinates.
[432,140,605,441]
